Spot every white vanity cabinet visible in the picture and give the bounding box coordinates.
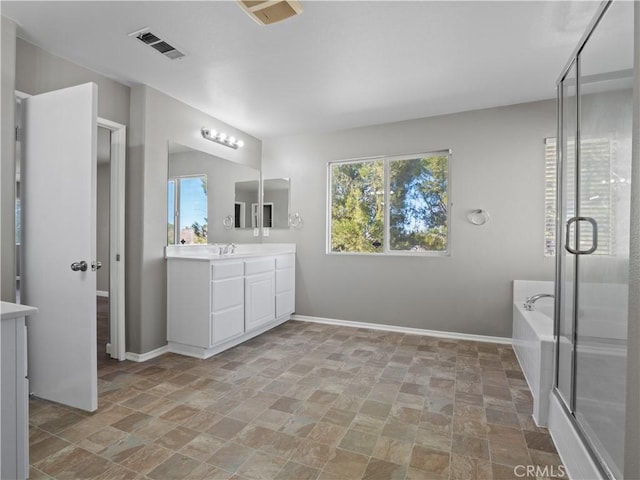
[167,259,245,355]
[1,302,37,480]
[244,258,276,331]
[166,246,295,359]
[211,262,245,345]
[275,254,295,317]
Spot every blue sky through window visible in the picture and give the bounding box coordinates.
[179,177,207,229]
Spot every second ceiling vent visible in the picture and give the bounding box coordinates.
[237,0,303,25]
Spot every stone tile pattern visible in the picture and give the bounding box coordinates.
[29,321,566,479]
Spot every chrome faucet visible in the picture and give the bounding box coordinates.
[524,293,554,311]
[219,243,236,255]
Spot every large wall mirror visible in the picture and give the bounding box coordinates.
[168,142,261,245]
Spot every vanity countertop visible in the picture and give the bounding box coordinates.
[165,243,296,261]
[1,301,38,320]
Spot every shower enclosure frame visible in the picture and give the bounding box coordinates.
[553,1,632,478]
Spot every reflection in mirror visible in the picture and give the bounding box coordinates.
[263,178,290,229]
[167,175,208,244]
[234,180,259,229]
[168,142,261,245]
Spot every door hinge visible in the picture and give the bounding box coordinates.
[116,254,121,261]
[15,126,21,142]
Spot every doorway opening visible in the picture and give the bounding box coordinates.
[94,118,127,362]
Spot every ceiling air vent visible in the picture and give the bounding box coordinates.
[128,28,186,60]
[237,0,303,25]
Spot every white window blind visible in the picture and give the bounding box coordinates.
[544,139,557,256]
[545,137,614,256]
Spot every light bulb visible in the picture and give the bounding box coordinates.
[237,140,244,148]
[229,136,236,145]
[218,133,227,141]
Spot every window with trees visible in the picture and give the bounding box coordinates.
[328,151,450,254]
[168,175,208,245]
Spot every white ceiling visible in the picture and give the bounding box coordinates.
[2,1,602,139]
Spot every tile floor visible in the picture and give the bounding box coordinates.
[29,314,566,480]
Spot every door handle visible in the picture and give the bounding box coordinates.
[565,216,598,255]
[70,261,88,272]
[91,261,102,271]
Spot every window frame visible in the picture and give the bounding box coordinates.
[326,150,452,257]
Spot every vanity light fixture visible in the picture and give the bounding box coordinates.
[201,127,244,149]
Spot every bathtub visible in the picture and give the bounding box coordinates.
[512,280,554,426]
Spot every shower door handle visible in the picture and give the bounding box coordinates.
[565,216,598,255]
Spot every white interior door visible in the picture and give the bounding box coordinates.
[22,83,98,412]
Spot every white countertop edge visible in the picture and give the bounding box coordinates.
[1,301,38,320]
[165,243,296,260]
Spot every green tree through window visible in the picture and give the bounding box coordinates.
[331,160,384,253]
[329,152,449,254]
[389,155,448,251]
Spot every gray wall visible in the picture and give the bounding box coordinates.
[127,85,261,354]
[96,142,110,293]
[1,17,17,302]
[262,100,557,338]
[15,39,129,126]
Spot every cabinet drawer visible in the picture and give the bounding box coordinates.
[212,306,244,345]
[211,261,244,280]
[245,257,275,275]
[275,268,294,294]
[212,277,244,311]
[275,254,295,269]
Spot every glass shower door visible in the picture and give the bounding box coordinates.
[573,2,633,477]
[555,61,577,410]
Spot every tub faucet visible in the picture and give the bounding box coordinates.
[524,293,554,311]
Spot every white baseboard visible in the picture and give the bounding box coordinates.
[291,314,511,345]
[168,314,291,360]
[106,343,111,355]
[126,345,169,362]
[97,290,109,298]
